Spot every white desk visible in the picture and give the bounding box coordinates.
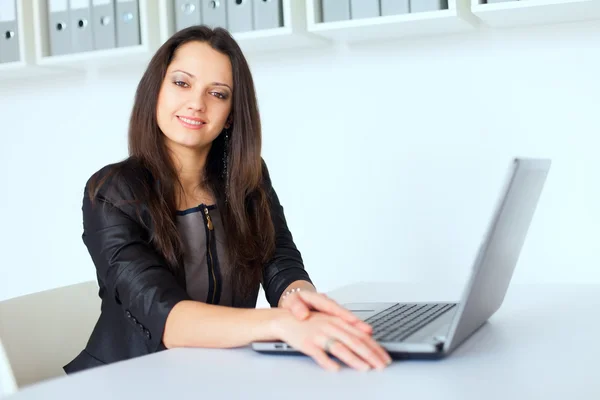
[7,283,600,400]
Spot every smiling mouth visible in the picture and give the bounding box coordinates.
[177,116,205,126]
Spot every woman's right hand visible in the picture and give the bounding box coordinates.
[271,311,392,372]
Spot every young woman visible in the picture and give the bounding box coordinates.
[64,26,391,373]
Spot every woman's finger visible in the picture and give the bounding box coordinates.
[289,299,310,320]
[298,292,366,326]
[323,324,388,370]
[303,340,340,372]
[324,336,371,372]
[330,318,392,365]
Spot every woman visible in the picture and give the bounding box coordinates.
[64,26,391,373]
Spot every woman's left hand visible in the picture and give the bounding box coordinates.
[281,291,373,334]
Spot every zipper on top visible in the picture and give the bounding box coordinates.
[203,206,218,305]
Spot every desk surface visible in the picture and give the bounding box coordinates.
[7,283,600,400]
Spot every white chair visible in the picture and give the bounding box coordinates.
[0,337,17,398]
[0,281,100,389]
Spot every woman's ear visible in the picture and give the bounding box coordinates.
[225,116,233,129]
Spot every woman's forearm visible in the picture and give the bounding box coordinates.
[163,300,289,349]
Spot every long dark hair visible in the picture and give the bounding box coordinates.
[90,26,275,300]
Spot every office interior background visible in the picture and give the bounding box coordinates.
[0,0,598,308]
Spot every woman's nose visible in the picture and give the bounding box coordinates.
[187,94,206,112]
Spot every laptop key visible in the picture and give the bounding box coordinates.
[370,303,456,342]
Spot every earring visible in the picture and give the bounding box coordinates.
[223,128,230,201]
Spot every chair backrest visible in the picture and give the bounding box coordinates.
[0,281,100,388]
[0,337,17,398]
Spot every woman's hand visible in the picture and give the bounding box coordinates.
[272,311,392,372]
[281,290,373,334]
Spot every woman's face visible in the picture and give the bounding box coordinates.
[157,41,233,152]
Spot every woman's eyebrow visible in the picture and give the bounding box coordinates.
[171,69,232,91]
[212,82,233,91]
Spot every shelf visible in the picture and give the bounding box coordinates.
[34,43,150,68]
[29,0,161,70]
[158,0,325,55]
[306,0,480,43]
[472,0,600,28]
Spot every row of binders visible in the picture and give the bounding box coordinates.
[321,0,449,22]
[47,0,141,56]
[174,0,284,34]
[0,0,19,64]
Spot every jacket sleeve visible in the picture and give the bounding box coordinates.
[261,161,313,307]
[82,172,191,352]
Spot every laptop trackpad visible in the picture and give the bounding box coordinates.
[343,302,398,321]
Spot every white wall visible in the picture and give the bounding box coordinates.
[1,20,598,303]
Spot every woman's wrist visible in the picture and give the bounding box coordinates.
[268,307,294,340]
[277,280,316,307]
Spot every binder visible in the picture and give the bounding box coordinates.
[252,0,282,30]
[350,0,379,20]
[0,0,19,63]
[409,0,447,13]
[321,0,350,23]
[91,0,116,50]
[201,0,227,29]
[175,0,201,31]
[70,0,94,53]
[226,0,252,33]
[48,0,72,56]
[380,0,409,16]
[115,0,140,48]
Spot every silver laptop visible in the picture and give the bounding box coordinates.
[252,158,551,359]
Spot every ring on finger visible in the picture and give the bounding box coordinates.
[323,337,337,353]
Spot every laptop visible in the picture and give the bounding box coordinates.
[252,158,551,359]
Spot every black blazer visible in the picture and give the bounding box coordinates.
[64,158,312,374]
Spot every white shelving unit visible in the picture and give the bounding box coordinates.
[3,0,600,80]
[158,0,325,54]
[305,0,480,43]
[30,0,161,70]
[472,0,600,28]
[0,0,36,78]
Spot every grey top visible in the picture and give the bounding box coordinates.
[176,205,234,306]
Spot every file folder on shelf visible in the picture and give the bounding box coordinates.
[252,0,282,31]
[115,0,140,48]
[226,0,252,33]
[380,0,409,16]
[202,0,227,29]
[0,0,20,63]
[91,0,116,50]
[48,0,72,56]
[350,0,379,20]
[175,0,201,31]
[409,0,447,13]
[70,0,94,53]
[321,0,350,23]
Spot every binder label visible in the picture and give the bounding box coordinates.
[49,0,68,13]
[0,0,16,22]
[71,0,91,9]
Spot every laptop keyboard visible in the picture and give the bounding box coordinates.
[366,303,456,342]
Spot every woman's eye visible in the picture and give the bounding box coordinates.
[174,81,189,88]
[211,92,228,100]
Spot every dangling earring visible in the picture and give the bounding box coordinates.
[223,127,230,201]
